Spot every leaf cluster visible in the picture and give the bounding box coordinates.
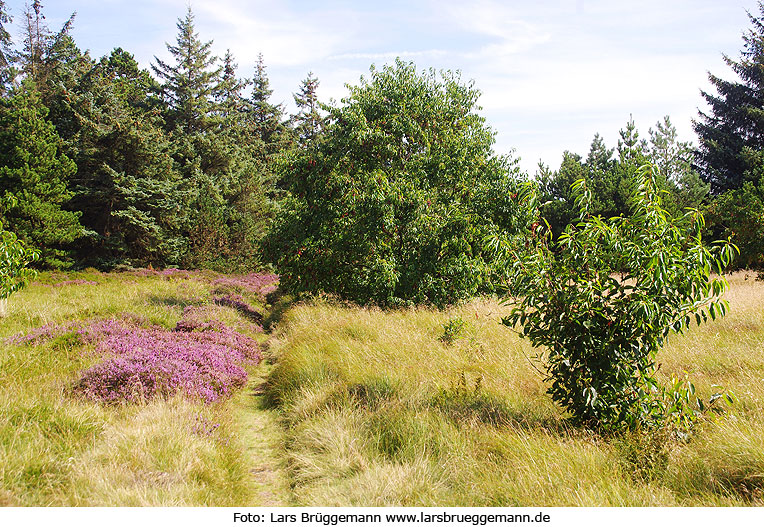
[498,164,736,430]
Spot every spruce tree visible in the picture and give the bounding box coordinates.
[694,2,764,193]
[64,48,184,268]
[291,71,323,146]
[152,6,221,133]
[215,49,249,133]
[250,53,289,155]
[0,84,82,268]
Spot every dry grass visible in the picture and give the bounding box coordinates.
[266,272,764,506]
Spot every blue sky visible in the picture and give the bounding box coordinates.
[3,0,760,173]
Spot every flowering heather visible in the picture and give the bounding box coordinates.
[75,325,256,404]
[212,273,278,297]
[132,268,195,279]
[5,314,150,347]
[9,310,261,404]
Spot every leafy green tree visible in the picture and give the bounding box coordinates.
[0,217,38,316]
[0,84,83,268]
[266,60,532,306]
[495,164,736,431]
[694,2,764,193]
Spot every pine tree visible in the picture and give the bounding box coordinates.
[0,84,83,268]
[538,152,585,240]
[649,116,709,209]
[616,115,648,162]
[291,71,323,146]
[694,2,764,193]
[152,6,221,133]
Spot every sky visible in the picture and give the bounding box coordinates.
[3,0,761,174]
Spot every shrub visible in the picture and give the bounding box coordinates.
[0,219,39,316]
[492,164,736,431]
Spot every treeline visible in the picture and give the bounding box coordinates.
[1,1,764,295]
[0,2,323,271]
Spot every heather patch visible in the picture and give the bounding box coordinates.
[132,268,196,279]
[73,329,254,404]
[8,309,261,405]
[212,273,278,298]
[5,314,152,347]
[176,305,263,334]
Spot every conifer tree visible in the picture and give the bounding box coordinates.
[0,85,83,268]
[0,0,15,94]
[215,49,249,132]
[152,6,221,133]
[291,71,324,146]
[694,2,764,193]
[250,53,289,155]
[649,116,708,209]
[18,1,77,105]
[64,48,184,268]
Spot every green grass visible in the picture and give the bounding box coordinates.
[265,272,764,506]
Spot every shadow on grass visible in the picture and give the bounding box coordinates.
[262,290,294,333]
[146,295,205,309]
[430,389,567,434]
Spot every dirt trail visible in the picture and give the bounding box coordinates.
[231,363,293,506]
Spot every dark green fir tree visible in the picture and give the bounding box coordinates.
[0,84,83,268]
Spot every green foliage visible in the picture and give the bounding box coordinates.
[290,71,324,147]
[705,149,764,269]
[494,164,736,431]
[266,60,532,306]
[539,117,707,241]
[694,1,764,193]
[439,316,468,345]
[60,47,185,268]
[0,218,38,303]
[0,84,83,268]
[152,7,222,133]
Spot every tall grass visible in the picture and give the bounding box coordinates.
[266,273,764,506]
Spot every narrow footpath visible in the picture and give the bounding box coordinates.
[230,362,293,506]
